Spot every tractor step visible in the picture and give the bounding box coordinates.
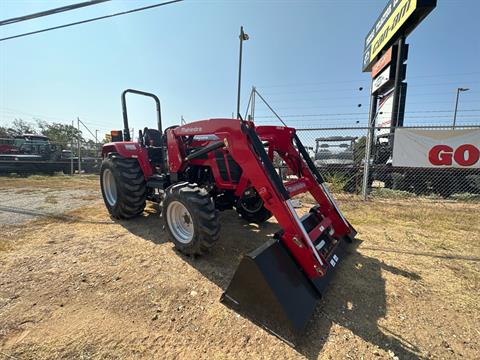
[146,174,168,189]
[300,210,338,263]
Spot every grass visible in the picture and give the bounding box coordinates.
[44,195,58,204]
[450,192,480,202]
[0,240,11,252]
[369,188,416,199]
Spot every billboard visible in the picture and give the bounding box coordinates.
[392,129,480,168]
[362,0,436,72]
[371,66,393,94]
[374,91,394,138]
[371,47,393,78]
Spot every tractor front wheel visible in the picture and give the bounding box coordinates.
[100,154,146,219]
[163,183,220,256]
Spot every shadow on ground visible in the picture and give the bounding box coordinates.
[117,206,424,359]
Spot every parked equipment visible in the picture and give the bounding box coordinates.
[100,89,356,341]
[314,136,362,193]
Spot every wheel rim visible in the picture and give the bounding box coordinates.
[103,168,117,206]
[240,195,264,214]
[166,201,194,244]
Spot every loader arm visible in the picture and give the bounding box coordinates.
[170,119,355,281]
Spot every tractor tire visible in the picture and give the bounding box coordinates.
[100,154,146,219]
[163,183,220,256]
[235,192,272,224]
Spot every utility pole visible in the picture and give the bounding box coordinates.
[236,26,249,118]
[453,87,470,128]
[77,117,81,174]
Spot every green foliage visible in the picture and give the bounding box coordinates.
[36,120,84,146]
[0,119,36,137]
[322,172,351,193]
[450,193,480,202]
[370,188,416,199]
[353,136,366,163]
[0,126,9,137]
[12,119,36,135]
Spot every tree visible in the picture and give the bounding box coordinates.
[353,136,367,164]
[0,126,9,137]
[10,118,36,136]
[37,120,84,146]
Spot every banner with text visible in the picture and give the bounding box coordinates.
[392,128,480,168]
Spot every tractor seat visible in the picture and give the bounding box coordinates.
[143,128,163,165]
[144,128,162,147]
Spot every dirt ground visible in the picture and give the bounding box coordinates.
[0,175,479,359]
[0,176,99,225]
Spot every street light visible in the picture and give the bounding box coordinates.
[453,87,470,128]
[236,26,249,119]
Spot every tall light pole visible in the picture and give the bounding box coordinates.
[453,87,469,128]
[236,26,249,119]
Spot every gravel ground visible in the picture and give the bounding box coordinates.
[0,187,99,225]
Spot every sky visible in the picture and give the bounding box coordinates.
[0,0,479,141]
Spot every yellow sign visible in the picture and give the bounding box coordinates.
[362,0,436,71]
[370,0,416,62]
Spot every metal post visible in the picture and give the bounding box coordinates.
[453,88,460,129]
[77,117,81,174]
[95,129,98,157]
[362,89,378,200]
[244,88,253,120]
[70,120,74,175]
[251,86,256,121]
[453,87,470,128]
[236,26,249,118]
[391,36,406,129]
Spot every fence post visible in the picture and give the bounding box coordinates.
[362,90,378,200]
[77,117,81,175]
[70,120,74,175]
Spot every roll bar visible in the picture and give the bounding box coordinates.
[121,89,162,141]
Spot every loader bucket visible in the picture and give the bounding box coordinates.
[220,238,320,344]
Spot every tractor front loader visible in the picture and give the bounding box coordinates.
[100,89,356,342]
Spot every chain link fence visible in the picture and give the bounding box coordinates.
[0,135,101,175]
[290,124,480,202]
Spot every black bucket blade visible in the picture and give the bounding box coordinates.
[220,238,319,343]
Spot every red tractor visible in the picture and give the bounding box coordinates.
[100,89,356,341]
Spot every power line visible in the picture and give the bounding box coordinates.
[0,0,111,26]
[260,80,480,96]
[253,109,480,119]
[258,71,480,89]
[0,0,184,42]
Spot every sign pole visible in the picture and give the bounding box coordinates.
[362,88,378,200]
[390,36,407,130]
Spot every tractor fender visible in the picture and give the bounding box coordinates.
[101,142,153,178]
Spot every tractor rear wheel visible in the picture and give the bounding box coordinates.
[235,191,272,224]
[100,154,146,219]
[163,183,220,256]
